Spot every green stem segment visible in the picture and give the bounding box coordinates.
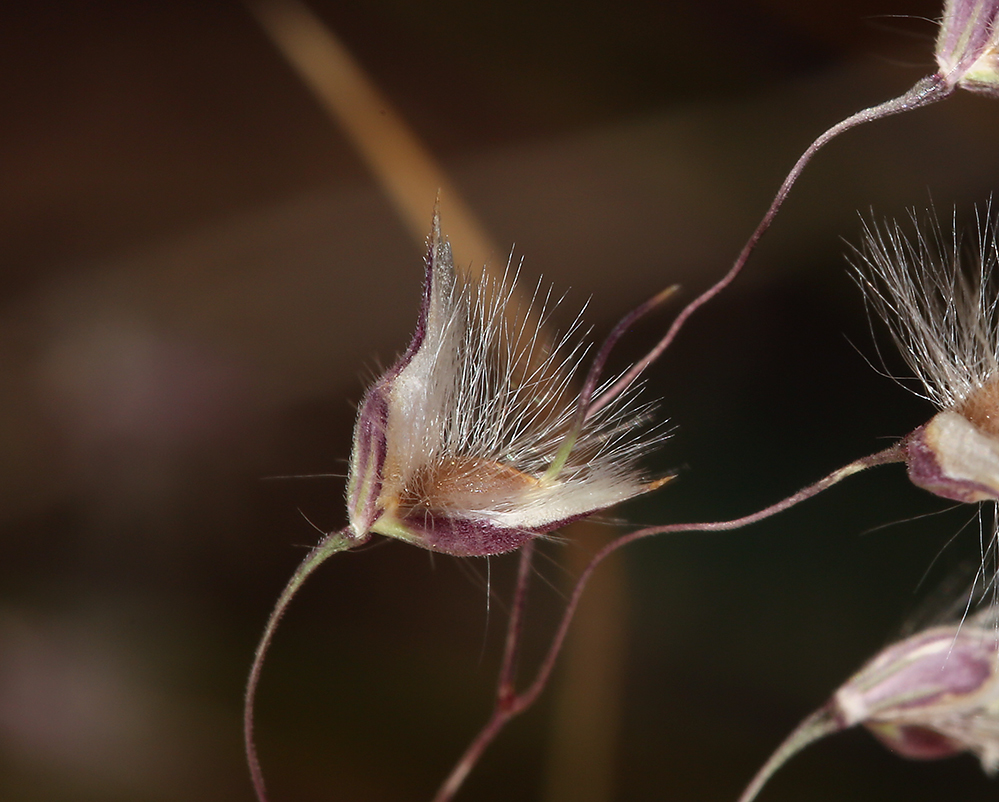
[736,706,843,802]
[245,527,360,802]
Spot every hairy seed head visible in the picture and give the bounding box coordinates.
[346,210,669,556]
[737,604,999,802]
[851,205,999,503]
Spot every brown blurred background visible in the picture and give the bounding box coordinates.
[3,1,999,800]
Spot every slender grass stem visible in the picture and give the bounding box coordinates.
[590,74,951,419]
[432,443,904,801]
[433,542,535,802]
[735,707,842,802]
[245,527,360,802]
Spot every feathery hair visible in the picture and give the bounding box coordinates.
[850,204,999,411]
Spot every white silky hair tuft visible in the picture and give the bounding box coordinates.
[849,203,999,411]
[385,236,668,529]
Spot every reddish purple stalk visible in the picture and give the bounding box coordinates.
[590,74,950,418]
[432,445,904,801]
[247,66,956,802]
[245,528,361,802]
[433,73,956,801]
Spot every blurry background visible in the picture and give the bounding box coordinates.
[2,1,999,800]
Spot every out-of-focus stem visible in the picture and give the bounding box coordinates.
[541,520,629,802]
[250,0,496,273]
[433,543,535,802]
[251,0,556,378]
